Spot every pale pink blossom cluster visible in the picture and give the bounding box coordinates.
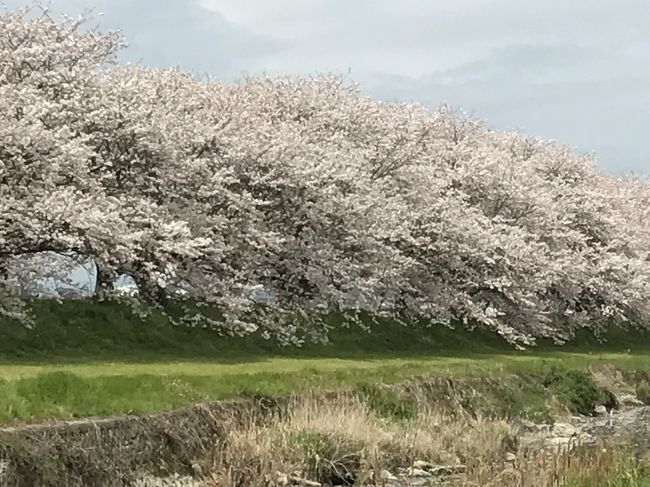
[1,7,649,343]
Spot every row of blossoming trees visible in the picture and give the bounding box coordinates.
[1,7,649,344]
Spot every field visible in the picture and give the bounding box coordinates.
[1,300,649,425]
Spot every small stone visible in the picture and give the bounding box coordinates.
[616,393,644,407]
[504,452,517,462]
[546,436,575,448]
[131,475,203,487]
[581,432,596,444]
[289,475,321,487]
[594,405,608,415]
[551,422,578,437]
[413,459,433,469]
[404,467,431,477]
[430,465,467,476]
[379,469,398,481]
[275,473,290,486]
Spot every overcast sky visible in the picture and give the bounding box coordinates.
[5,0,650,175]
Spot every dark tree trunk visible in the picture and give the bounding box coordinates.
[134,275,168,306]
[93,260,115,297]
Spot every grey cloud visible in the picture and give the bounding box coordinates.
[3,0,649,174]
[365,51,650,174]
[3,0,286,78]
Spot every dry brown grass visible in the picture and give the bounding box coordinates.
[205,392,515,486]
[467,444,650,487]
[202,392,649,487]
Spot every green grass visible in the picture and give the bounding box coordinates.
[355,382,417,421]
[0,299,649,424]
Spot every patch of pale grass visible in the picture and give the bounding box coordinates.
[204,392,648,486]
[465,443,649,487]
[205,392,516,486]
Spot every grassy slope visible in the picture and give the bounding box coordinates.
[0,300,649,424]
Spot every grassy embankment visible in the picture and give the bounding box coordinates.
[0,299,649,424]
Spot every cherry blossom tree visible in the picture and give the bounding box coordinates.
[1,6,648,344]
